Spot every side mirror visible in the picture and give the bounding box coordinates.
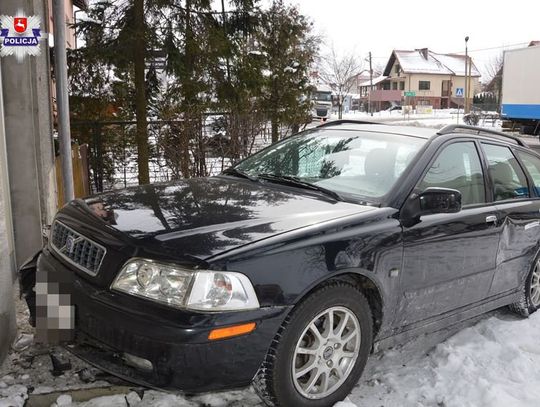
[401,187,462,226]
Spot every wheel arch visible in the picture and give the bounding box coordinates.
[293,270,385,341]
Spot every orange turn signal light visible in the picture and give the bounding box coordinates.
[208,322,256,340]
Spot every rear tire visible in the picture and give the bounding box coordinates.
[510,257,540,317]
[253,282,373,407]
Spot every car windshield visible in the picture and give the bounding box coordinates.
[235,129,426,200]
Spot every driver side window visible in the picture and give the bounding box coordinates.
[418,142,485,206]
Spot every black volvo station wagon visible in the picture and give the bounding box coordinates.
[22,121,540,406]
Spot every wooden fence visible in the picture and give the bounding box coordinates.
[55,144,90,207]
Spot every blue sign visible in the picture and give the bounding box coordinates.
[455,87,464,97]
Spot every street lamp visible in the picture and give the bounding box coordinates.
[464,36,469,113]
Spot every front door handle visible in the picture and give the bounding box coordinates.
[485,215,497,224]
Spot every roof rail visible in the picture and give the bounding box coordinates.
[316,119,381,128]
[437,124,526,146]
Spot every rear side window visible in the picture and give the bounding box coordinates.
[482,144,529,201]
[516,151,540,195]
[418,142,485,206]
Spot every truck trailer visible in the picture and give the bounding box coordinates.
[501,45,540,135]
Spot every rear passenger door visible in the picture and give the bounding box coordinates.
[483,144,540,296]
[399,141,501,326]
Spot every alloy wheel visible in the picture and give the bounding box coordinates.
[530,261,540,307]
[291,306,361,399]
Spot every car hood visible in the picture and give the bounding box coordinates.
[87,176,376,259]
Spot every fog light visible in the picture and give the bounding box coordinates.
[122,352,153,372]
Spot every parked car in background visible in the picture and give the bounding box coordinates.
[385,104,402,112]
[22,121,540,407]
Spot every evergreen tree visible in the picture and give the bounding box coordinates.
[258,0,318,142]
[69,0,318,183]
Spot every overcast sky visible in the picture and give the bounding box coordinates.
[286,0,540,81]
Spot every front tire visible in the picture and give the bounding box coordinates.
[510,257,540,317]
[253,282,373,407]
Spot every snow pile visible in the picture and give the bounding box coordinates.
[0,378,27,407]
[347,311,540,407]
[43,388,260,406]
[339,109,503,131]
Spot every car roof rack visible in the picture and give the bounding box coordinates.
[437,124,526,147]
[316,119,381,128]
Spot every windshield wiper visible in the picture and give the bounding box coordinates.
[257,173,343,201]
[222,167,258,182]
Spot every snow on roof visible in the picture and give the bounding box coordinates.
[431,52,481,77]
[394,50,452,75]
[386,49,481,77]
[358,75,388,87]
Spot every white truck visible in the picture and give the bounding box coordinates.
[501,45,540,135]
[311,84,333,121]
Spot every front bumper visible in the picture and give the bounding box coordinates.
[37,247,291,392]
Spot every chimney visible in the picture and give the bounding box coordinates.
[419,48,429,59]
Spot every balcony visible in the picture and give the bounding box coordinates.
[369,90,402,102]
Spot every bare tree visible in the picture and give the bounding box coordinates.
[484,52,504,106]
[318,46,362,119]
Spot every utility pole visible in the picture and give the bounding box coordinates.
[467,57,474,110]
[369,51,373,117]
[134,0,150,185]
[464,36,469,114]
[53,0,75,202]
[221,0,231,82]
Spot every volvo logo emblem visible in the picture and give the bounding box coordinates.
[64,235,81,255]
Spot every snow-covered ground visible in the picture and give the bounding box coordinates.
[3,115,538,407]
[340,109,502,130]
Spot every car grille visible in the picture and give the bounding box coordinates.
[50,220,106,276]
[316,108,328,117]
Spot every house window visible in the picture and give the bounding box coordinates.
[395,64,401,76]
[399,81,405,90]
[419,81,430,90]
[392,82,398,90]
[382,82,391,90]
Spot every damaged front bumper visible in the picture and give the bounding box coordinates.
[33,247,290,393]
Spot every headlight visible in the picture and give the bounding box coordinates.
[111,259,260,311]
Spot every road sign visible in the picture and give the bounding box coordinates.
[455,87,464,97]
[404,91,416,97]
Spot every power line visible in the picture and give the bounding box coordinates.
[448,42,529,55]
